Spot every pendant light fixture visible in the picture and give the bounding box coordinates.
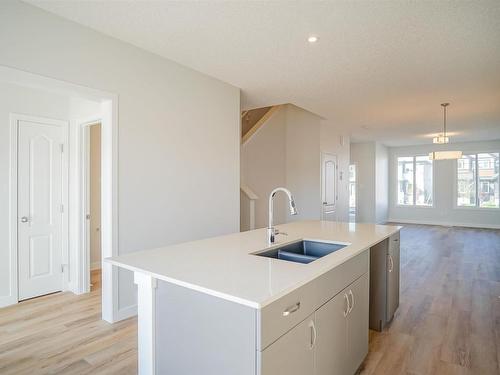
[429,103,462,160]
[433,103,450,144]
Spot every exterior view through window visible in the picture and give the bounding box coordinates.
[397,156,433,206]
[457,152,499,208]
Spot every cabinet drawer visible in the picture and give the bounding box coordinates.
[257,279,317,350]
[315,250,369,307]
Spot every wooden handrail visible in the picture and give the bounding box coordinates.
[240,183,258,200]
[241,105,281,145]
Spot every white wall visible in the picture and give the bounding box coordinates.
[350,142,388,224]
[0,1,240,314]
[285,105,321,222]
[375,143,389,224]
[388,140,500,228]
[350,143,376,223]
[0,81,101,306]
[241,104,350,228]
[241,107,287,229]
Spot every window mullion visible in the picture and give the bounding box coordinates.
[413,157,417,206]
[476,153,479,207]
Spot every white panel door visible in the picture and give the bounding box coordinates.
[321,153,338,220]
[18,120,65,300]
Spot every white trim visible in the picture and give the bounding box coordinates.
[115,304,138,321]
[134,272,157,375]
[4,114,69,308]
[387,218,500,230]
[75,118,100,295]
[0,65,120,323]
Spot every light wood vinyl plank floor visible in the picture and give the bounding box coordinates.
[360,224,500,375]
[1,225,499,374]
[0,270,137,375]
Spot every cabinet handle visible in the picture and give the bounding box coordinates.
[282,302,301,317]
[343,293,349,317]
[308,320,317,349]
[348,289,355,314]
[388,255,394,273]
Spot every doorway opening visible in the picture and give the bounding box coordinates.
[2,65,119,323]
[83,122,102,293]
[349,164,357,222]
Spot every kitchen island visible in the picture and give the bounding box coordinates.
[107,220,401,375]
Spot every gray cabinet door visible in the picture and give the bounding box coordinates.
[315,288,349,375]
[387,233,400,322]
[347,273,369,375]
[260,314,315,375]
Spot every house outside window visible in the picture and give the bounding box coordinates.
[457,152,499,208]
[397,155,433,206]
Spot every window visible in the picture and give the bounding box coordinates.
[397,156,433,206]
[457,152,499,208]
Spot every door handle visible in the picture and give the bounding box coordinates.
[20,216,29,223]
[282,302,301,317]
[308,320,317,349]
[343,293,350,317]
[388,255,394,273]
[348,289,355,314]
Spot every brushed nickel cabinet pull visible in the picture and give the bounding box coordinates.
[282,302,301,316]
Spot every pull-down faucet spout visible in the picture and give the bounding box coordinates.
[268,187,298,244]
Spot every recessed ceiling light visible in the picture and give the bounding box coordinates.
[308,36,318,43]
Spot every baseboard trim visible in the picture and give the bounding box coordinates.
[0,295,17,309]
[114,304,137,322]
[387,218,500,230]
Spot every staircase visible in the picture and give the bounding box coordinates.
[241,105,281,144]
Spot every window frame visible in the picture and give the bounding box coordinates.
[454,151,500,210]
[396,155,434,208]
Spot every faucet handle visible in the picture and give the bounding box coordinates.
[275,229,288,236]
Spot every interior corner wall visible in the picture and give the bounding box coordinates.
[0,1,240,314]
[350,142,376,223]
[375,143,389,224]
[285,105,321,222]
[388,140,500,228]
[241,107,287,229]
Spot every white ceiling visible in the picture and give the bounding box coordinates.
[26,0,500,146]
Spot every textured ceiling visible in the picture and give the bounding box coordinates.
[26,0,500,146]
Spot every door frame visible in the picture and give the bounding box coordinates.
[78,118,101,294]
[8,114,70,305]
[1,65,119,323]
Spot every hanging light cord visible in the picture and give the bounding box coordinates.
[441,103,449,137]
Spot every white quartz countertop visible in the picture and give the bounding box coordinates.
[106,221,401,309]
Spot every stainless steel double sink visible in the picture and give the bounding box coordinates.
[253,240,348,264]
